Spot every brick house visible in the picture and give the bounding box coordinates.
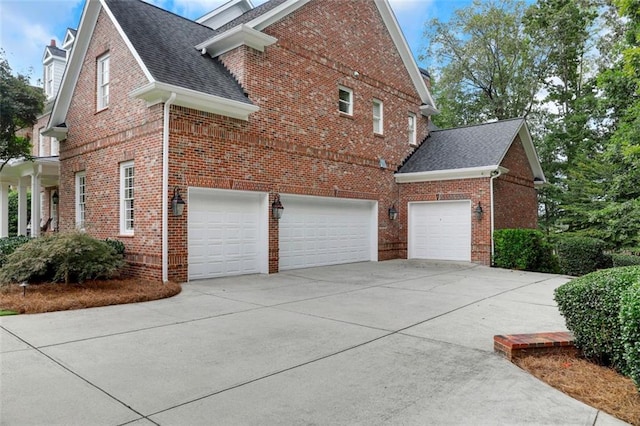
[3,0,544,282]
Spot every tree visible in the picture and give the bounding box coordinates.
[0,51,45,173]
[421,0,545,127]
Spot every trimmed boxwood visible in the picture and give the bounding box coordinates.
[612,253,640,267]
[493,229,559,273]
[555,236,612,276]
[554,266,640,372]
[620,281,640,390]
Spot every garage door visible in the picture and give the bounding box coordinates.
[188,188,268,280]
[279,195,377,270]
[408,201,471,261]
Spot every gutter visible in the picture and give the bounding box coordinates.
[162,93,177,283]
[490,168,503,262]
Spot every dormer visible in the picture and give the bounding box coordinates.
[196,0,254,30]
[42,40,67,100]
[62,28,77,51]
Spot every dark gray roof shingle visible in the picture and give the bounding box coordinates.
[47,45,67,58]
[398,118,525,173]
[104,0,251,104]
[212,0,289,34]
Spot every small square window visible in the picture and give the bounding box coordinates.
[408,113,417,145]
[373,99,383,134]
[339,86,353,115]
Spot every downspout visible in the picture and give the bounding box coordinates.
[162,93,177,283]
[489,168,503,263]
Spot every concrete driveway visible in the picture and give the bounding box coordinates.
[0,260,627,425]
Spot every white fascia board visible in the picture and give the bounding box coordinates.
[373,0,438,112]
[130,81,259,121]
[99,0,154,82]
[518,122,546,183]
[420,104,439,116]
[196,24,278,57]
[44,0,100,136]
[196,0,254,24]
[42,49,53,64]
[41,126,68,139]
[395,166,508,184]
[62,30,76,49]
[248,0,312,30]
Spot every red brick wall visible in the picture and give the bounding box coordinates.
[494,135,537,230]
[59,9,164,280]
[398,178,493,265]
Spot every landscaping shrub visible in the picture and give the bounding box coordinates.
[555,236,612,276]
[620,281,640,390]
[104,238,126,257]
[493,229,559,273]
[0,236,31,267]
[0,233,125,285]
[612,253,640,267]
[554,266,640,372]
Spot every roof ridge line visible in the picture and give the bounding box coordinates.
[432,117,524,133]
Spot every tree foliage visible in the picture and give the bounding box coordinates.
[0,51,45,172]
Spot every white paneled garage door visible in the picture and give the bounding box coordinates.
[408,201,471,262]
[279,195,377,270]
[188,188,268,280]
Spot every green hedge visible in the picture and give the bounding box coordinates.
[612,253,640,267]
[0,236,31,268]
[620,281,640,390]
[555,236,612,276]
[493,229,559,273]
[554,266,640,373]
[0,233,125,285]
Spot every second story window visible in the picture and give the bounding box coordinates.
[408,113,417,145]
[97,53,110,111]
[339,86,353,115]
[38,128,45,156]
[373,99,383,134]
[45,63,54,98]
[51,137,59,156]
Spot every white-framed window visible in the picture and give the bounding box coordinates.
[38,128,45,156]
[50,137,59,156]
[338,86,353,115]
[97,53,110,111]
[120,161,134,235]
[76,171,86,230]
[408,113,417,145]
[45,63,54,98]
[373,99,383,134]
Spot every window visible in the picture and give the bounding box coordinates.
[408,113,417,145]
[373,99,383,134]
[76,171,86,230]
[50,137,59,156]
[97,53,110,110]
[45,63,54,98]
[38,128,45,156]
[338,86,353,115]
[120,161,134,235]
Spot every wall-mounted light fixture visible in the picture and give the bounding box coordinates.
[475,202,483,221]
[388,205,398,221]
[52,191,59,205]
[172,187,186,216]
[272,194,284,220]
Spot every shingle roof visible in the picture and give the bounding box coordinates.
[212,0,289,34]
[398,118,525,173]
[47,45,67,58]
[104,0,252,104]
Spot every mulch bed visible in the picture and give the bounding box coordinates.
[0,279,181,314]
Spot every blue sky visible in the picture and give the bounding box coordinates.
[0,0,473,85]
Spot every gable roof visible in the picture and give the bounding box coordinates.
[396,118,545,183]
[43,45,66,62]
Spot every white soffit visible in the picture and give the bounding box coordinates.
[196,24,277,57]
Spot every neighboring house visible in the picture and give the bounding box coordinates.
[2,0,543,282]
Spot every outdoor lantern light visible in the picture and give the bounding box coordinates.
[272,194,284,220]
[388,205,398,221]
[171,187,186,216]
[475,202,484,221]
[52,191,59,205]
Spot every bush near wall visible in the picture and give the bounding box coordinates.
[620,281,640,390]
[0,236,31,268]
[554,266,640,374]
[555,236,613,276]
[612,253,640,267]
[493,229,559,273]
[0,233,125,285]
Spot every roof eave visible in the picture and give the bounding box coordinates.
[130,81,259,121]
[420,104,439,116]
[196,24,278,57]
[41,126,68,140]
[395,166,507,184]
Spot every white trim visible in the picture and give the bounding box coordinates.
[62,29,76,50]
[120,160,134,236]
[248,0,313,30]
[395,166,509,183]
[96,53,110,111]
[408,113,417,145]
[504,121,546,183]
[373,99,383,135]
[42,126,68,139]
[162,93,176,283]
[75,171,86,231]
[196,24,277,57]
[130,81,259,120]
[196,0,254,25]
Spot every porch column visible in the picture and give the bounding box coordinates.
[30,167,41,238]
[17,177,28,236]
[0,183,9,238]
